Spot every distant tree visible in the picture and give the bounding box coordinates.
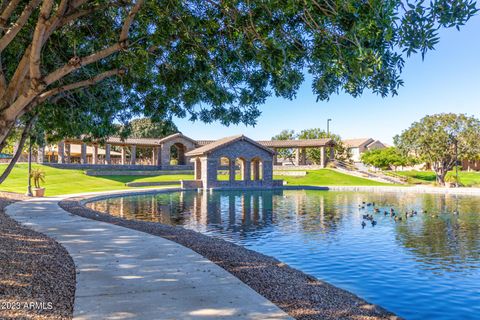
[361,147,417,171]
[297,128,351,163]
[272,130,297,165]
[122,118,178,139]
[395,113,480,185]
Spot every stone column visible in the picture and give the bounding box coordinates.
[194,158,202,180]
[57,141,65,163]
[329,146,335,161]
[65,143,71,163]
[80,143,87,164]
[130,145,136,165]
[320,147,326,168]
[252,160,260,181]
[205,158,217,189]
[37,145,45,163]
[92,144,98,164]
[243,160,251,181]
[151,147,156,166]
[121,146,126,165]
[300,148,306,165]
[229,159,235,182]
[273,148,278,165]
[295,148,300,166]
[105,144,111,164]
[263,160,273,182]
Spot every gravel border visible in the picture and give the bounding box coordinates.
[60,195,400,320]
[0,193,76,320]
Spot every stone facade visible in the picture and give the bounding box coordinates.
[184,135,283,189]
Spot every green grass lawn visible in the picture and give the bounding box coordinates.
[0,164,189,196]
[395,170,480,187]
[0,164,394,196]
[275,169,394,186]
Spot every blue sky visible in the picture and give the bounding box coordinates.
[174,15,480,145]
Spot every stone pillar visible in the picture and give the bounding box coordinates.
[263,160,273,182]
[194,158,202,180]
[252,160,260,181]
[57,141,65,163]
[121,146,126,165]
[151,147,156,166]
[300,148,306,165]
[130,145,136,165]
[151,146,161,167]
[92,144,98,164]
[80,143,87,164]
[295,148,300,166]
[205,158,217,188]
[330,146,335,161]
[229,159,235,182]
[65,143,71,163]
[243,160,251,181]
[105,144,111,164]
[273,148,278,165]
[37,145,45,163]
[320,147,326,168]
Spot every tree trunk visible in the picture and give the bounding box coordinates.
[0,114,16,153]
[435,169,447,186]
[0,116,35,184]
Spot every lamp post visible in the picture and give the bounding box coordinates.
[26,135,33,197]
[327,118,332,136]
[455,139,459,187]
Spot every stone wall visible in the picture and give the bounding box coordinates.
[44,163,193,171]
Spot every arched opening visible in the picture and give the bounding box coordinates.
[251,157,263,181]
[217,157,230,181]
[170,143,186,165]
[235,157,246,181]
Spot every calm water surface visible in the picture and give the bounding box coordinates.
[86,190,480,319]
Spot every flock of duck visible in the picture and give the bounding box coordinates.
[359,201,459,228]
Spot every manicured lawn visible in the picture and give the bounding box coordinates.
[0,164,394,196]
[0,164,188,196]
[396,170,480,187]
[276,169,395,186]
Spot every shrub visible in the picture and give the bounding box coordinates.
[30,169,45,188]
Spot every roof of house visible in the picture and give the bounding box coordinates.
[257,138,334,148]
[185,135,275,157]
[195,138,334,148]
[365,140,387,149]
[157,133,198,145]
[343,138,374,148]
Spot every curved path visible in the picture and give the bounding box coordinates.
[6,194,291,320]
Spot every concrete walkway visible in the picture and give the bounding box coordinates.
[6,197,291,320]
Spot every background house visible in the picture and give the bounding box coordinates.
[343,138,387,162]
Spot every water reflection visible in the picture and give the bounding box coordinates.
[86,190,480,320]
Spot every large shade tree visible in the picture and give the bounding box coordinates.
[394,113,480,185]
[0,0,477,181]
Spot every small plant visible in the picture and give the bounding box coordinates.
[30,168,45,188]
[445,175,462,187]
[170,159,179,165]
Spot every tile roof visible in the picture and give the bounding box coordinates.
[257,139,334,148]
[185,135,275,156]
[343,138,374,148]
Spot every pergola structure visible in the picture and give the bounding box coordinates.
[39,133,335,168]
